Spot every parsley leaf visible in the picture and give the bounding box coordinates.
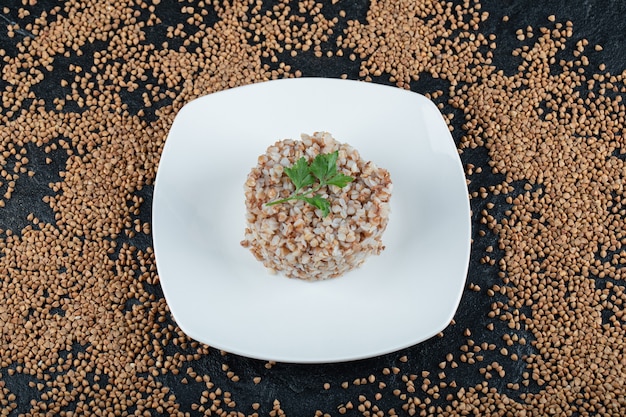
[325,172,354,188]
[265,149,354,217]
[301,195,331,217]
[310,150,338,181]
[283,157,315,191]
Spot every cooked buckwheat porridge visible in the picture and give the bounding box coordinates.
[241,132,392,281]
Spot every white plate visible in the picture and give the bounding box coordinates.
[152,78,471,363]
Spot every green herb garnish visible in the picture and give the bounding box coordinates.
[266,150,354,216]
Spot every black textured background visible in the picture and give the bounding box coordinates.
[0,0,625,416]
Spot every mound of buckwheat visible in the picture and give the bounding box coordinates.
[241,132,392,280]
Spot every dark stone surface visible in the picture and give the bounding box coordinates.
[0,0,624,415]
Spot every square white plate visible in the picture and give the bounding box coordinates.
[152,78,471,363]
